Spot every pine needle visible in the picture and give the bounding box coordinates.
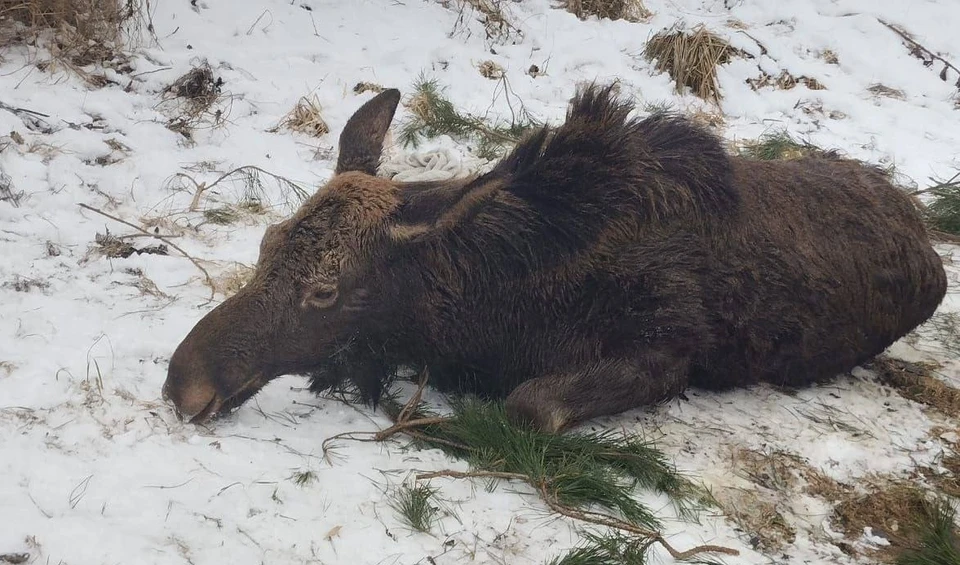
[897,497,960,565]
[388,483,441,533]
[737,130,829,161]
[398,75,539,159]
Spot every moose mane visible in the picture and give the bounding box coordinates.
[387,83,741,279]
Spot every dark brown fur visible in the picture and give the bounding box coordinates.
[162,84,947,433]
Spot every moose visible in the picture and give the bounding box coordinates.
[162,83,947,433]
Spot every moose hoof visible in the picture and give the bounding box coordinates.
[505,389,572,434]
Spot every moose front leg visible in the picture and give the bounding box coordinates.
[504,354,690,433]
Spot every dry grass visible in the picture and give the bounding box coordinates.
[563,0,652,22]
[446,0,520,44]
[3,275,50,293]
[746,70,825,91]
[711,486,796,551]
[869,356,960,418]
[477,59,504,79]
[819,49,840,65]
[868,83,907,100]
[353,81,384,95]
[0,0,145,70]
[643,24,739,104]
[736,129,832,161]
[688,107,725,130]
[158,62,229,141]
[271,95,329,137]
[211,262,254,297]
[831,479,960,563]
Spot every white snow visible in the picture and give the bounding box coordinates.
[1,0,959,564]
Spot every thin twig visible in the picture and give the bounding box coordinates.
[319,371,740,561]
[911,171,960,196]
[535,483,739,560]
[417,469,529,482]
[411,468,739,559]
[78,203,216,303]
[397,368,430,424]
[878,19,960,87]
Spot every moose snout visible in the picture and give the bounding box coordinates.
[163,345,223,423]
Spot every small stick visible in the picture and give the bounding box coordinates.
[78,203,216,303]
[416,469,529,482]
[397,368,431,424]
[878,19,960,87]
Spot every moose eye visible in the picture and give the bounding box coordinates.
[303,285,339,309]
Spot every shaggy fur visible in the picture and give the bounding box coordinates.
[163,84,947,433]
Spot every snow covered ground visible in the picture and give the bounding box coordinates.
[1,0,959,563]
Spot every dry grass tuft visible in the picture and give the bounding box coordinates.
[746,70,825,91]
[271,95,329,137]
[563,0,652,22]
[477,59,504,79]
[353,81,384,95]
[868,83,906,100]
[446,0,521,44]
[643,24,739,104]
[819,49,840,65]
[688,107,725,130]
[3,275,50,293]
[159,62,229,141]
[211,262,254,297]
[87,229,168,260]
[831,479,960,563]
[869,356,960,418]
[711,486,796,551]
[736,129,833,161]
[0,0,143,68]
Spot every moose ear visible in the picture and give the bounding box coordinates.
[335,88,402,176]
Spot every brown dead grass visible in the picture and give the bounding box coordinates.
[563,0,652,22]
[212,262,254,297]
[712,447,807,551]
[453,0,520,43]
[746,70,825,91]
[353,81,384,95]
[819,49,839,65]
[159,62,229,140]
[477,60,504,80]
[869,355,960,418]
[868,83,906,100]
[0,0,142,67]
[272,94,329,137]
[643,24,739,104]
[711,486,796,551]
[688,107,725,130]
[831,479,957,562]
